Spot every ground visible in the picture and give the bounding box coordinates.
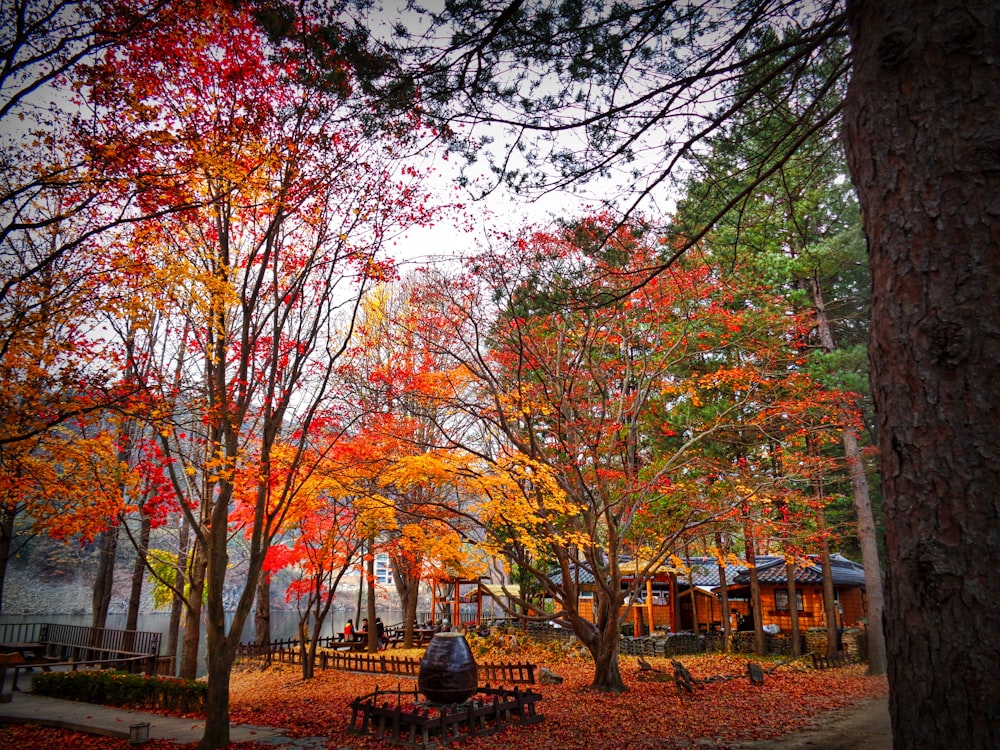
[730,695,891,750]
[0,644,890,749]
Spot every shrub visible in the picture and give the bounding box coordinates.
[32,670,207,714]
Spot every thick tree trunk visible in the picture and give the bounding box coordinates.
[199,613,234,750]
[179,540,206,680]
[0,505,18,614]
[199,495,235,750]
[582,588,626,692]
[588,631,624,692]
[844,2,1000,747]
[126,516,151,632]
[255,576,271,645]
[91,525,119,629]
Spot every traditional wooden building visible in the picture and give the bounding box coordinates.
[552,554,868,636]
[715,554,868,633]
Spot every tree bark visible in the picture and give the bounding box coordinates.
[743,525,765,656]
[126,516,151,632]
[0,505,19,614]
[715,534,732,653]
[198,488,235,750]
[817,528,840,658]
[179,539,206,680]
[588,626,624,692]
[842,422,887,672]
[255,575,271,645]
[91,525,119,629]
[581,584,626,692]
[391,551,422,648]
[844,1,1000,746]
[366,542,378,653]
[167,516,190,676]
[199,613,234,750]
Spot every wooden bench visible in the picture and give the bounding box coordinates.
[336,640,372,653]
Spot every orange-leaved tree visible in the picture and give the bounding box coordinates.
[71,3,435,746]
[416,215,840,691]
[338,280,481,647]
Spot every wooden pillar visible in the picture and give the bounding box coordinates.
[669,575,678,632]
[646,578,655,635]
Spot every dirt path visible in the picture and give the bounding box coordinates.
[729,696,891,750]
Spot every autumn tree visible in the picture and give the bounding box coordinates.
[672,25,884,672]
[0,0,197,617]
[242,439,364,679]
[411,217,823,691]
[337,280,482,648]
[71,3,436,746]
[1,0,184,442]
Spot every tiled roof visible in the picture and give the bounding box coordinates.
[730,554,867,588]
[548,554,867,588]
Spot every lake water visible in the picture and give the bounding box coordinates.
[0,609,402,677]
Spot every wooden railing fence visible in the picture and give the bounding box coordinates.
[235,638,536,684]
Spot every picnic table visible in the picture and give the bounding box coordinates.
[0,642,49,663]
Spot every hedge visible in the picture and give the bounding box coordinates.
[32,670,207,714]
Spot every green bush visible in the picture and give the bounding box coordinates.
[32,670,207,714]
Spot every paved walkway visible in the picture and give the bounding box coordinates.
[0,690,324,747]
[729,696,892,750]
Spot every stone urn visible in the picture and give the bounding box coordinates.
[417,632,478,704]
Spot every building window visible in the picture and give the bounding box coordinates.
[774,589,804,611]
[374,553,393,585]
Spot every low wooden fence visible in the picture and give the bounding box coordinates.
[348,685,543,749]
[234,637,342,663]
[236,639,536,684]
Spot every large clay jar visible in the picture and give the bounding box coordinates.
[417,632,478,704]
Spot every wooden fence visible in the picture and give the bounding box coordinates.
[235,638,536,684]
[348,685,543,748]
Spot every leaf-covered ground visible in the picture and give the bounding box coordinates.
[0,646,887,749]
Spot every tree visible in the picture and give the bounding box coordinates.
[0,421,134,610]
[1,0,185,443]
[673,28,884,670]
[251,440,364,679]
[419,216,833,691]
[842,1,1000,745]
[72,4,436,746]
[341,280,481,647]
